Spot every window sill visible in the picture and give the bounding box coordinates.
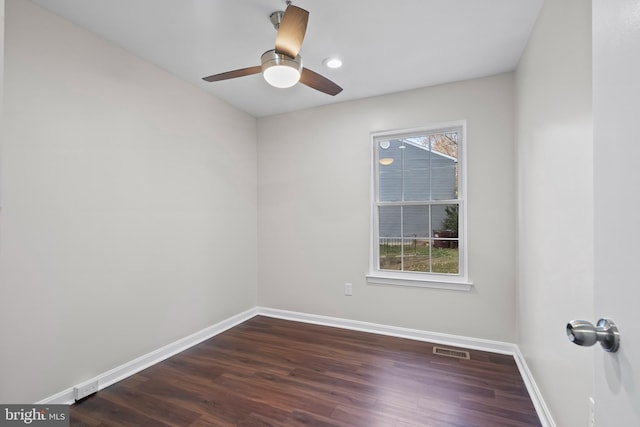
[366,272,473,291]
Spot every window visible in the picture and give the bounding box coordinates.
[368,123,470,290]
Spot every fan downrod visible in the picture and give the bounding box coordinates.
[269,11,284,30]
[270,1,294,30]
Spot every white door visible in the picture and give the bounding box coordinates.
[593,0,640,425]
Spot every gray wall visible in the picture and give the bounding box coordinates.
[0,0,258,403]
[258,73,516,341]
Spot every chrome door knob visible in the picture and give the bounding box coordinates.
[566,319,598,346]
[566,318,620,352]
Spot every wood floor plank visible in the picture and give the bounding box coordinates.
[71,316,541,426]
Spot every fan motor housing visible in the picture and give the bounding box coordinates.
[261,50,302,71]
[261,50,303,88]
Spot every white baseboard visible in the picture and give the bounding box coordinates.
[37,305,554,427]
[255,307,556,427]
[512,346,556,427]
[257,307,516,354]
[37,307,258,405]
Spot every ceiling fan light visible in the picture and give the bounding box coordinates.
[261,50,302,89]
[263,65,301,88]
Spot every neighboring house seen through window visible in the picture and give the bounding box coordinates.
[368,123,469,289]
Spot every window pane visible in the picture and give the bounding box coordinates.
[402,205,429,238]
[379,239,402,271]
[431,246,459,274]
[430,133,459,200]
[378,205,401,238]
[431,204,459,234]
[403,142,430,201]
[402,238,430,272]
[378,139,403,202]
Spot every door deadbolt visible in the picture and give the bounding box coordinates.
[566,318,620,352]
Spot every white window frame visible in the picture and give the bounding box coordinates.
[366,121,471,291]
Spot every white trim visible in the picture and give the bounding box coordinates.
[370,121,469,283]
[366,273,473,290]
[371,121,467,140]
[37,307,259,405]
[512,346,556,427]
[257,307,515,353]
[256,307,555,427]
[37,306,554,427]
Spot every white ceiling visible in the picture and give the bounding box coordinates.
[30,0,543,118]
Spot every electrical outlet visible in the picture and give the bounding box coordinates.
[73,379,99,400]
[345,283,353,296]
[588,397,595,427]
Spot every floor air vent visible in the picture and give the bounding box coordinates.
[433,346,470,360]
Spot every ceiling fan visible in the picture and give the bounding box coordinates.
[202,1,342,96]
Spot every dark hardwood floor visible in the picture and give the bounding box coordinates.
[70,316,541,426]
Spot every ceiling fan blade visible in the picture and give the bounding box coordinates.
[300,68,343,96]
[275,5,309,58]
[202,66,262,82]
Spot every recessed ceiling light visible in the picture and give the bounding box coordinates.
[323,57,343,69]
